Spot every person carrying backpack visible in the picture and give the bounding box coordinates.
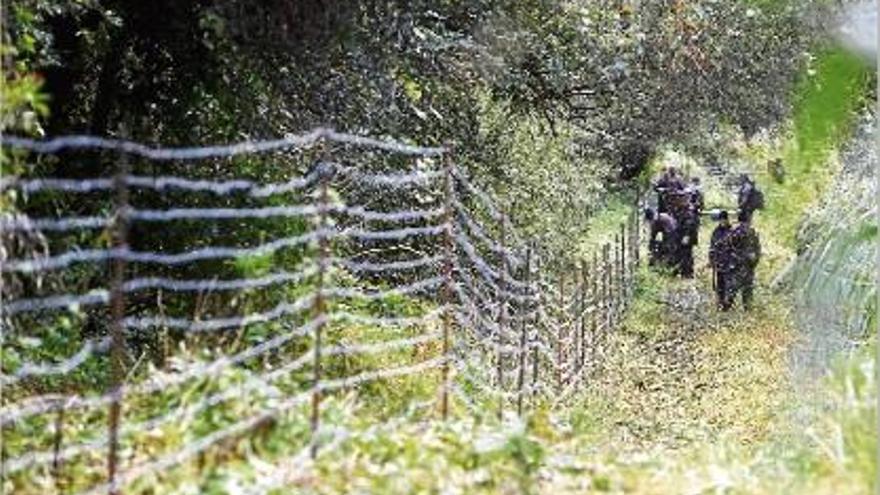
[737,174,765,222]
[729,210,761,310]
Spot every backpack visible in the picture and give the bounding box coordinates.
[753,188,765,210]
[739,183,765,212]
[733,226,761,267]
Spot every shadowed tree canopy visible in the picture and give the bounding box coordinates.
[12,0,820,159]
[5,0,830,260]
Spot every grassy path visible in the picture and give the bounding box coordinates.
[289,123,875,493]
[533,114,874,493]
[585,252,797,448]
[34,135,868,495]
[223,152,872,495]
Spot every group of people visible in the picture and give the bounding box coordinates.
[644,166,764,311]
[644,166,703,278]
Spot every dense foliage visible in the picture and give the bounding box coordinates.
[4,0,830,259]
[2,2,877,494]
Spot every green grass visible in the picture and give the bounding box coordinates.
[4,26,876,495]
[761,46,873,248]
[575,193,638,259]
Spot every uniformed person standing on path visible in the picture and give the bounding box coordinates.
[737,174,765,222]
[644,206,679,271]
[709,211,735,310]
[669,190,697,278]
[729,210,762,310]
[685,177,704,258]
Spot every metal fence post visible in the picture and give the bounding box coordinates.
[603,243,611,333]
[579,260,587,372]
[107,153,129,495]
[53,401,67,494]
[634,192,642,267]
[440,153,455,420]
[531,255,542,400]
[556,271,564,390]
[516,247,532,417]
[590,252,599,371]
[618,236,623,322]
[310,156,331,458]
[627,212,633,302]
[629,208,637,300]
[495,217,509,419]
[619,223,626,310]
[634,205,640,280]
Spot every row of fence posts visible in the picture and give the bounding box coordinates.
[446,189,644,421]
[78,143,407,493]
[84,151,338,492]
[32,143,643,493]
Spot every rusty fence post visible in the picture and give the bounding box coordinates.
[516,247,532,417]
[629,208,637,300]
[107,153,129,495]
[496,220,508,419]
[579,260,587,373]
[602,243,611,333]
[590,253,599,371]
[568,262,584,383]
[531,255,542,401]
[440,153,456,420]
[619,223,626,311]
[555,271,565,390]
[634,192,642,267]
[310,156,331,458]
[53,401,67,494]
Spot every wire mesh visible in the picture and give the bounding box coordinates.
[0,128,641,493]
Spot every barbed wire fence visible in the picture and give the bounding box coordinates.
[0,128,642,494]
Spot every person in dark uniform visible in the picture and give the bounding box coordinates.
[665,190,696,278]
[644,206,679,271]
[737,174,764,222]
[653,166,685,213]
[729,210,761,310]
[677,206,697,278]
[684,176,704,252]
[709,211,735,310]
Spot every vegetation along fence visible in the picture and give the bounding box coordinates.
[0,129,641,494]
